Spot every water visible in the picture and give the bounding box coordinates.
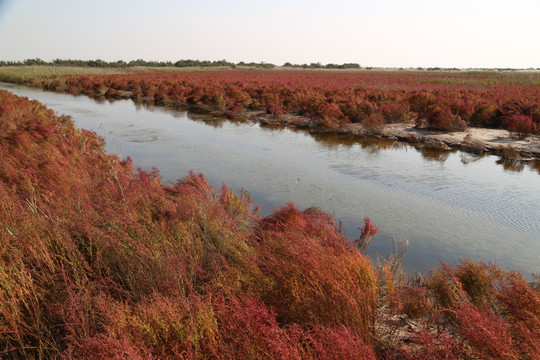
[2,82,539,275]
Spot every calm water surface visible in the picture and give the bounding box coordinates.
[2,83,539,275]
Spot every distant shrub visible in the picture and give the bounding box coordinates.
[363,112,386,133]
[449,97,475,122]
[408,91,437,113]
[262,92,284,119]
[505,114,537,138]
[341,99,376,123]
[499,99,540,121]
[317,102,345,127]
[380,102,410,123]
[226,102,246,119]
[497,144,522,160]
[417,105,467,132]
[470,104,500,128]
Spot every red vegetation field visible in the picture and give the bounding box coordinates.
[12,70,539,135]
[1,90,539,359]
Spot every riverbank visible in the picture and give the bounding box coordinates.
[1,67,538,160]
[7,77,540,160]
[248,110,540,159]
[80,94,540,160]
[43,80,540,160]
[95,92,540,160]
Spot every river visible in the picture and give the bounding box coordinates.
[2,82,539,275]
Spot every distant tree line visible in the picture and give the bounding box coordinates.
[282,62,361,69]
[0,58,537,71]
[0,58,260,68]
[0,58,354,69]
[0,58,362,70]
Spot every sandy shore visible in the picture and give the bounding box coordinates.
[248,111,540,160]
[346,123,540,159]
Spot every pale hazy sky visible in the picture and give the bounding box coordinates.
[0,0,539,68]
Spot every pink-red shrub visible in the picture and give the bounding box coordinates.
[505,114,537,138]
[380,102,410,123]
[254,204,377,344]
[12,70,536,135]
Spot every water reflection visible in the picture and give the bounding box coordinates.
[313,133,407,153]
[531,161,540,174]
[188,114,225,128]
[312,134,360,148]
[318,131,540,173]
[459,153,486,165]
[496,158,526,172]
[359,138,405,154]
[314,133,458,163]
[92,96,108,104]
[416,148,452,162]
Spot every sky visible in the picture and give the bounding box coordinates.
[0,0,539,68]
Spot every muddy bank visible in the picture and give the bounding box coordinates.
[248,111,540,160]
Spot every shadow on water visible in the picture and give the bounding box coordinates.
[532,160,540,174]
[314,132,456,163]
[459,152,486,165]
[497,158,526,172]
[313,133,401,151]
[415,147,452,162]
[494,157,540,174]
[314,131,540,173]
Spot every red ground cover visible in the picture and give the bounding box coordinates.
[36,70,540,134]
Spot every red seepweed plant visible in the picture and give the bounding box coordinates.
[387,260,540,359]
[355,217,380,253]
[3,69,538,135]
